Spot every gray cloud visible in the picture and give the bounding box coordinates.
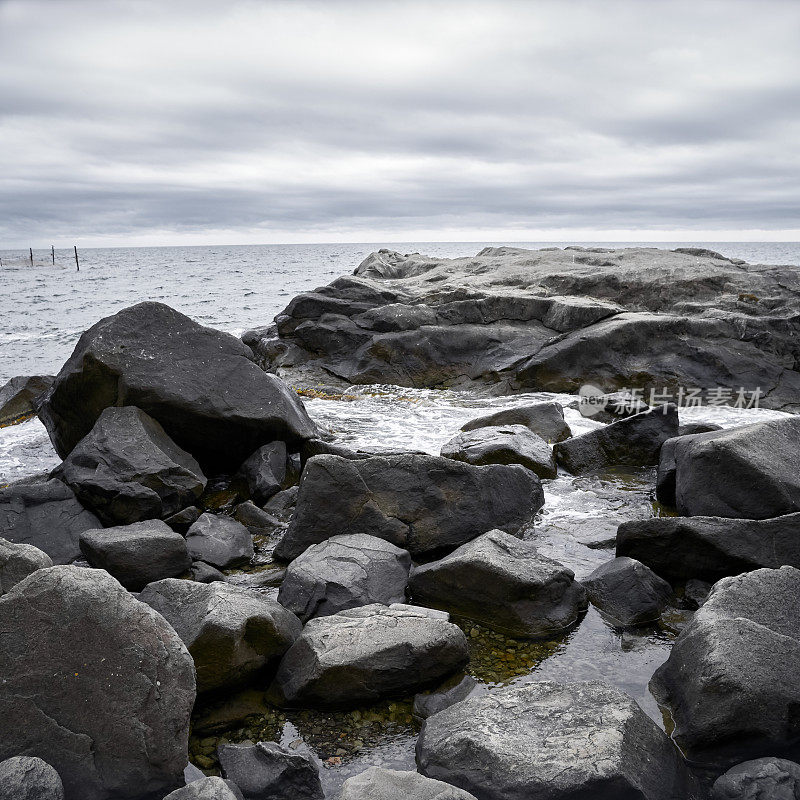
[1,0,799,246]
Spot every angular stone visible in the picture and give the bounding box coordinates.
[278,533,411,622]
[139,578,301,694]
[269,604,469,708]
[0,566,195,800]
[238,442,287,505]
[0,375,53,426]
[459,401,571,443]
[711,757,800,800]
[163,777,241,800]
[409,530,586,638]
[79,520,191,591]
[416,681,689,800]
[165,506,202,535]
[233,501,283,536]
[186,513,253,569]
[413,675,483,720]
[0,537,52,595]
[340,767,478,800]
[54,406,206,526]
[274,454,543,561]
[190,561,227,583]
[0,479,101,564]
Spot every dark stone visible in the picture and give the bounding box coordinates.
[274,454,543,561]
[679,423,722,437]
[440,425,557,479]
[217,741,323,800]
[186,513,254,569]
[298,438,361,468]
[238,443,287,505]
[339,767,478,800]
[416,680,689,800]
[0,479,101,564]
[554,405,678,474]
[277,533,411,622]
[0,537,52,595]
[413,675,483,720]
[616,513,800,583]
[0,375,53,426]
[459,401,571,443]
[650,566,800,767]
[711,757,800,799]
[38,302,317,470]
[138,578,301,694]
[165,506,202,535]
[79,520,191,591]
[233,501,284,536]
[587,391,650,424]
[54,406,207,526]
[684,579,712,609]
[582,556,672,626]
[0,755,64,800]
[189,561,227,583]
[0,566,195,800]
[269,604,469,708]
[655,435,679,506]
[409,529,586,638]
[163,777,242,800]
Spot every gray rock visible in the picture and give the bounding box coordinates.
[339,767,478,800]
[0,374,53,426]
[217,741,323,800]
[586,391,650,424]
[582,556,672,626]
[671,417,800,518]
[277,533,411,622]
[38,301,317,471]
[655,435,680,506]
[684,579,712,609]
[413,675,483,720]
[164,777,242,800]
[711,757,800,799]
[440,425,556,479]
[274,454,543,561]
[238,443,287,505]
[409,530,586,638]
[0,537,52,595]
[616,513,800,583]
[54,406,207,526]
[0,479,101,564]
[190,561,227,583]
[0,566,195,800]
[165,506,203,535]
[0,755,64,800]
[554,405,678,474]
[233,502,284,536]
[679,422,722,437]
[416,680,689,800]
[79,519,191,591]
[263,487,298,521]
[459,401,571,443]
[269,604,469,708]
[186,513,254,569]
[650,566,800,766]
[139,578,301,694]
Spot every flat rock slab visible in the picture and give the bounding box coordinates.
[278,533,411,622]
[409,529,586,638]
[0,537,52,596]
[79,519,191,591]
[650,566,800,767]
[554,405,678,474]
[139,578,301,694]
[38,301,317,471]
[55,406,206,526]
[186,513,254,569]
[0,566,195,800]
[616,513,800,583]
[459,401,571,443]
[340,767,478,800]
[0,479,101,564]
[274,453,544,561]
[416,680,689,800]
[441,425,557,479]
[269,603,469,708]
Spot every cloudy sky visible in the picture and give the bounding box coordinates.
[1,0,799,247]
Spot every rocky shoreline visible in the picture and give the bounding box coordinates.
[2,245,800,799]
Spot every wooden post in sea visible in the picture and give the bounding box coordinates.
[74,245,80,271]
[29,247,33,266]
[51,245,55,265]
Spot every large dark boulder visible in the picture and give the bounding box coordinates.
[274,454,543,561]
[339,767,478,800]
[0,479,101,564]
[38,302,317,470]
[409,529,586,638]
[650,566,800,766]
[79,520,191,591]
[139,578,301,694]
[277,533,411,622]
[269,604,469,708]
[553,405,678,474]
[55,406,206,526]
[440,425,557,479]
[711,757,800,799]
[459,401,571,443]
[670,417,800,518]
[582,556,672,626]
[0,375,53,426]
[0,537,52,595]
[416,680,689,800]
[617,513,800,583]
[0,755,64,800]
[185,513,254,569]
[0,566,195,800]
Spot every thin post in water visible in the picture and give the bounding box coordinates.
[51,245,55,265]
[74,245,80,271]
[29,247,33,266]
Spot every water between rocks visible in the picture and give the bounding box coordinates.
[2,386,788,796]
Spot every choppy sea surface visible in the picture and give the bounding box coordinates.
[1,241,798,794]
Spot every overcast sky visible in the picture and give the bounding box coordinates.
[1,0,799,247]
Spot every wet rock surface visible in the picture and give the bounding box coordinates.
[0,375,53,426]
[459,400,571,442]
